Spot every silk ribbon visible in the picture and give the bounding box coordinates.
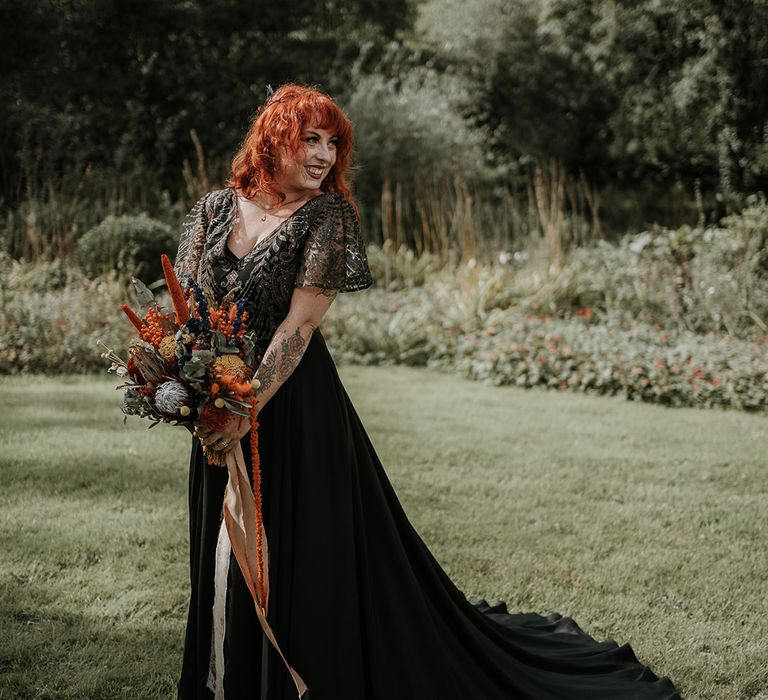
[221,442,309,698]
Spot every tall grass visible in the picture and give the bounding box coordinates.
[3,141,604,269]
[378,164,603,268]
[1,138,222,262]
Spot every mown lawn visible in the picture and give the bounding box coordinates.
[1,369,767,699]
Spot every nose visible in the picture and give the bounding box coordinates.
[316,141,333,164]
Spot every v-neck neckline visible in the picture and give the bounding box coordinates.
[226,188,325,262]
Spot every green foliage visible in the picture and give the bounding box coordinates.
[364,239,438,290]
[529,198,768,337]
[4,203,767,416]
[416,0,768,223]
[323,284,768,413]
[75,214,176,281]
[0,260,131,374]
[0,0,414,201]
[345,56,488,221]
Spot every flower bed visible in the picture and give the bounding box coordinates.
[324,288,768,413]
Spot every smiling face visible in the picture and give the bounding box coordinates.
[275,125,338,198]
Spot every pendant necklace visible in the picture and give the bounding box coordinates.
[250,194,307,222]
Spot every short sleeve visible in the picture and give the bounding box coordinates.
[294,195,374,293]
[173,192,211,282]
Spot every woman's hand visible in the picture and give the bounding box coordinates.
[194,413,252,458]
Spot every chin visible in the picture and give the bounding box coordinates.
[304,179,324,191]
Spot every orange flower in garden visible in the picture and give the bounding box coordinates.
[161,253,190,325]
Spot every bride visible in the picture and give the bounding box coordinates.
[173,82,682,700]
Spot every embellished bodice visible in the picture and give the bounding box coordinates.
[173,188,373,343]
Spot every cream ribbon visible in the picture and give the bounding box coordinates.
[212,518,231,699]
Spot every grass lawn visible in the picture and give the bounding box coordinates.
[1,368,767,699]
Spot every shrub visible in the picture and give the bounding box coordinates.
[3,245,767,415]
[75,214,176,281]
[0,262,131,374]
[322,264,768,413]
[526,199,768,339]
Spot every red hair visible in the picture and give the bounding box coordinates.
[227,83,355,205]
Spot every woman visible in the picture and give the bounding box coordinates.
[174,83,682,700]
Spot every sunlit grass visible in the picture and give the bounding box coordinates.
[1,371,766,699]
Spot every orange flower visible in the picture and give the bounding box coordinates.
[121,304,145,332]
[219,373,253,397]
[139,307,171,348]
[250,404,266,606]
[161,253,190,325]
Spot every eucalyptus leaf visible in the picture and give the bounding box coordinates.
[181,354,210,382]
[131,277,156,312]
[191,349,214,364]
[211,331,227,353]
[222,395,254,408]
[222,399,252,417]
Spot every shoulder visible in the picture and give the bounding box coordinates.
[309,192,359,224]
[203,188,235,211]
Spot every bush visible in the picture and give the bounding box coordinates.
[75,214,176,281]
[0,261,131,374]
[525,199,768,339]
[3,243,767,415]
[322,261,768,413]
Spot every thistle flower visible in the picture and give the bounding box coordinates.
[155,380,191,415]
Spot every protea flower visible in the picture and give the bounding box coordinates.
[155,379,190,415]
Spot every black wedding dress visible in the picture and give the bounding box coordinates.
[174,188,682,700]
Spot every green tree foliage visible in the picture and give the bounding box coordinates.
[417,0,768,220]
[0,0,413,199]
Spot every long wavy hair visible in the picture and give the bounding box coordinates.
[227,83,355,205]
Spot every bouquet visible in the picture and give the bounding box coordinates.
[99,254,309,697]
[99,254,260,467]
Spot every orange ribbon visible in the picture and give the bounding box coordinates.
[222,441,309,698]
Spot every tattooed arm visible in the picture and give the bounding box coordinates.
[252,285,339,409]
[195,285,339,453]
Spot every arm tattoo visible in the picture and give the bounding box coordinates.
[277,327,306,382]
[253,325,309,400]
[252,288,338,409]
[256,345,278,392]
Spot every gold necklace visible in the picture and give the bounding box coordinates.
[248,195,308,222]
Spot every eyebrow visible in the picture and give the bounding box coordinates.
[304,129,339,139]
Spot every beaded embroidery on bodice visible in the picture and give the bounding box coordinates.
[173,188,373,343]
